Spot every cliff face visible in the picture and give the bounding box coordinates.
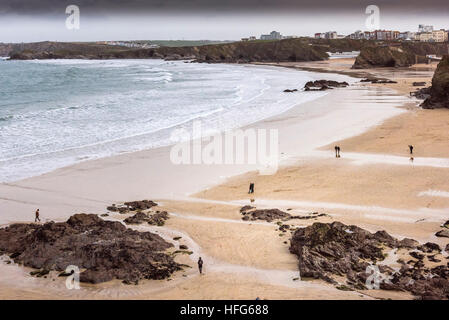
[352,42,448,69]
[157,39,329,62]
[422,55,449,109]
[6,41,153,60]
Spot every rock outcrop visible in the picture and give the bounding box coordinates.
[240,207,327,222]
[6,38,366,62]
[241,208,291,222]
[304,80,349,91]
[411,87,432,100]
[435,229,449,238]
[352,42,448,69]
[107,200,157,214]
[0,214,181,284]
[353,45,417,68]
[289,222,449,299]
[124,211,169,226]
[421,56,449,109]
[360,78,397,84]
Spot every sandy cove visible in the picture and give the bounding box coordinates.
[0,59,448,300]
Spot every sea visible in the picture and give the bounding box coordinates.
[0,59,327,182]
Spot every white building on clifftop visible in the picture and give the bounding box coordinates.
[260,31,282,40]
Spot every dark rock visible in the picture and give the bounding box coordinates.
[179,245,188,250]
[241,207,327,222]
[351,42,447,69]
[283,89,298,93]
[241,208,291,222]
[106,205,118,212]
[412,82,426,86]
[422,56,449,109]
[107,200,157,214]
[410,251,424,260]
[289,213,328,220]
[418,242,441,253]
[30,269,49,277]
[289,221,449,300]
[427,255,441,263]
[360,78,397,84]
[289,222,386,283]
[124,211,169,226]
[58,270,74,277]
[0,214,181,284]
[442,220,449,229]
[373,230,398,247]
[435,229,449,238]
[304,80,349,91]
[147,211,169,226]
[123,200,157,211]
[240,205,255,214]
[398,238,419,249]
[411,86,431,100]
[124,212,149,225]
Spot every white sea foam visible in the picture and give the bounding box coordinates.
[0,59,336,182]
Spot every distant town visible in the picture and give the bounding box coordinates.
[241,24,449,43]
[98,24,448,50]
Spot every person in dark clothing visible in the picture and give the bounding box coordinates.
[248,183,255,194]
[335,146,341,158]
[35,209,40,222]
[409,145,414,155]
[198,257,204,274]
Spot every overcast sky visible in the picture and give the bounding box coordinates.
[0,0,448,42]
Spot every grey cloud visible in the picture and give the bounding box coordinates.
[1,0,448,14]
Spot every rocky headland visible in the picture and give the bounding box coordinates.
[421,55,449,109]
[3,38,363,62]
[352,42,448,69]
[303,79,349,91]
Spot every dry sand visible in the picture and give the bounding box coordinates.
[1,58,448,300]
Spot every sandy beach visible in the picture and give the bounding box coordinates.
[1,58,448,300]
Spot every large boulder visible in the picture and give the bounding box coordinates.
[422,56,449,109]
[0,214,181,284]
[352,42,448,69]
[352,45,417,69]
[289,221,449,299]
[304,80,349,91]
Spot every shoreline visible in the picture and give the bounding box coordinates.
[0,67,406,224]
[1,58,447,300]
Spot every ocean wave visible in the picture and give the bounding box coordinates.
[0,60,342,182]
[0,115,13,121]
[0,106,226,163]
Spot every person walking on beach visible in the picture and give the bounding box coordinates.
[35,209,40,222]
[335,146,341,158]
[248,183,255,194]
[409,145,414,155]
[198,257,204,274]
